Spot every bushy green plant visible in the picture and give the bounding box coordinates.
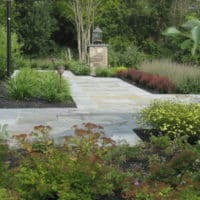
[142,38,162,58]
[68,60,91,75]
[0,188,18,200]
[14,124,124,200]
[95,66,128,77]
[39,72,70,102]
[95,67,115,77]
[138,101,200,140]
[109,44,144,68]
[163,18,200,65]
[0,123,199,200]
[122,134,200,200]
[6,68,71,102]
[163,18,200,56]
[15,0,57,56]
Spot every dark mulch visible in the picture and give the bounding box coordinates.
[95,191,124,200]
[134,128,164,142]
[0,81,76,108]
[134,128,199,145]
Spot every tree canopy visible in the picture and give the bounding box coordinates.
[1,0,200,59]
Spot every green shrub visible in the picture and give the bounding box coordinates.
[14,124,124,200]
[142,38,162,58]
[0,123,199,199]
[95,68,115,77]
[95,66,128,77]
[6,68,71,102]
[15,0,57,57]
[0,188,18,200]
[138,101,200,139]
[108,41,145,68]
[68,60,91,75]
[39,72,70,102]
[173,46,200,66]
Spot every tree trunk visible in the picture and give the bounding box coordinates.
[70,0,102,62]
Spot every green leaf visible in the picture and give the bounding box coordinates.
[162,27,181,37]
[182,19,200,30]
[180,39,191,50]
[191,26,200,56]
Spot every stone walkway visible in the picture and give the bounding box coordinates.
[0,71,200,145]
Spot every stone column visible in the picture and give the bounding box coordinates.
[88,44,108,74]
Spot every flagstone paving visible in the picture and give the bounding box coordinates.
[0,70,200,145]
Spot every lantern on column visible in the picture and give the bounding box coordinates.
[92,27,103,44]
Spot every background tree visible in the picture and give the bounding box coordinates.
[14,0,57,57]
[69,0,102,62]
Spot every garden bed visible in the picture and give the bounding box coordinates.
[0,122,199,200]
[134,128,199,145]
[120,77,163,94]
[0,78,76,109]
[117,69,176,94]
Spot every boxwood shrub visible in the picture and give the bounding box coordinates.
[138,101,200,140]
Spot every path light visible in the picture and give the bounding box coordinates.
[92,27,103,44]
[57,65,65,89]
[50,57,57,65]
[5,0,12,77]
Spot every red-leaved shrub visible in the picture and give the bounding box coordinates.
[148,76,176,93]
[139,73,152,85]
[128,69,143,83]
[123,69,176,93]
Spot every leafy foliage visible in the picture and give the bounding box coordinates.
[15,0,57,56]
[95,66,128,77]
[67,60,91,75]
[13,124,124,200]
[0,122,199,199]
[163,18,200,65]
[139,101,200,140]
[95,68,115,77]
[6,68,71,102]
[108,42,145,67]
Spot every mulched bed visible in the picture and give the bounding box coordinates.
[134,128,199,145]
[0,81,76,108]
[134,128,164,142]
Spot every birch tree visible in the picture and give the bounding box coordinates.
[69,0,102,62]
